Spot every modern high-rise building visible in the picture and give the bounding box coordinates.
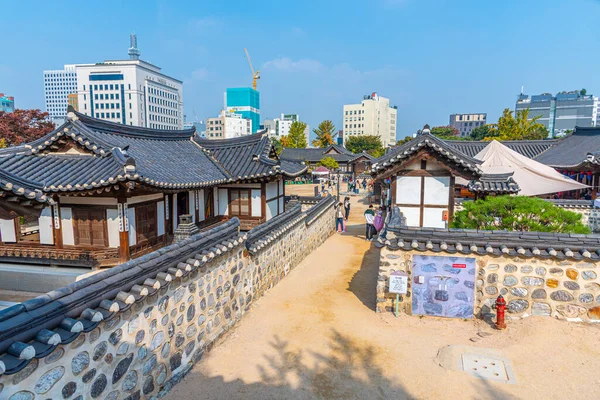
[264,114,310,144]
[225,87,260,133]
[205,110,252,139]
[43,65,78,125]
[516,91,599,137]
[342,92,397,147]
[0,94,14,113]
[44,35,183,129]
[449,113,487,137]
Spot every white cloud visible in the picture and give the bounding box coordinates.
[263,57,323,73]
[191,68,209,81]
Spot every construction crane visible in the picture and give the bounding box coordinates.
[244,48,260,91]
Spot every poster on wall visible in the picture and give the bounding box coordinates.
[411,255,476,318]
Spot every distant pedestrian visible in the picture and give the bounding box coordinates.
[335,202,345,233]
[364,205,375,241]
[362,179,367,190]
[343,197,351,221]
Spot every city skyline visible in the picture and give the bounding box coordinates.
[2,0,600,139]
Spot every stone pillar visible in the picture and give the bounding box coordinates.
[174,214,200,242]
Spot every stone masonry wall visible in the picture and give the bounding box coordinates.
[377,247,600,323]
[0,203,335,400]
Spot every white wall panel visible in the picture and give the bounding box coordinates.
[251,189,261,217]
[189,191,195,223]
[218,189,228,215]
[398,206,420,227]
[266,182,278,200]
[60,207,74,245]
[128,207,136,246]
[424,177,450,206]
[197,190,205,222]
[0,219,16,243]
[172,193,178,232]
[396,176,421,204]
[423,207,447,228]
[39,207,54,245]
[266,200,278,221]
[279,196,284,215]
[106,209,120,248]
[157,201,165,235]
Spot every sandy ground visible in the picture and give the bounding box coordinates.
[167,185,600,400]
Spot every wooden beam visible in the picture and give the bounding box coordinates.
[448,176,455,226]
[53,197,63,249]
[117,196,130,263]
[261,182,266,219]
[419,160,426,227]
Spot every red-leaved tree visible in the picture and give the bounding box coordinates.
[0,109,55,146]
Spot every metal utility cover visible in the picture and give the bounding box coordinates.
[461,353,515,384]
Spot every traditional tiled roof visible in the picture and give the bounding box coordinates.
[348,151,376,163]
[443,139,558,159]
[246,203,306,253]
[0,219,244,375]
[371,133,482,176]
[0,110,306,200]
[534,126,600,169]
[280,144,356,163]
[376,227,600,261]
[467,173,520,194]
[194,133,306,179]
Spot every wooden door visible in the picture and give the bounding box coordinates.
[73,208,107,247]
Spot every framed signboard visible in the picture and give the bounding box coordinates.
[389,271,408,294]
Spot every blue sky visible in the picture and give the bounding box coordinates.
[2,0,599,139]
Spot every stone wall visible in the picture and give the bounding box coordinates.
[377,247,600,323]
[0,198,335,400]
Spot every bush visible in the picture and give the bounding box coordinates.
[451,196,591,234]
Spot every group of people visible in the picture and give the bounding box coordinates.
[335,197,386,241]
[347,177,368,194]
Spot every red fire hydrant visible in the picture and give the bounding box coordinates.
[495,295,507,330]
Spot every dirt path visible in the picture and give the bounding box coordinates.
[167,186,600,400]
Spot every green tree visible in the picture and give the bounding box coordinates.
[345,135,383,154]
[469,124,493,141]
[270,137,283,155]
[281,121,307,148]
[317,156,339,170]
[396,136,414,146]
[485,108,548,141]
[369,147,386,158]
[312,120,336,148]
[430,126,460,140]
[451,196,590,233]
[580,88,587,96]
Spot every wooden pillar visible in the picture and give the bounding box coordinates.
[448,176,456,226]
[390,176,397,208]
[195,190,200,223]
[261,182,266,220]
[117,196,130,263]
[276,178,280,214]
[52,196,63,249]
[419,160,427,227]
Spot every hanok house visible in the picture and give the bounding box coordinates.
[0,108,305,268]
[370,129,518,228]
[279,144,375,176]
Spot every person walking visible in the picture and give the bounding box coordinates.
[335,202,345,233]
[362,179,367,190]
[364,205,375,241]
[343,197,351,221]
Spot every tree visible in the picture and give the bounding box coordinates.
[469,124,493,141]
[312,120,336,148]
[270,137,283,155]
[369,147,386,158]
[430,126,459,140]
[396,136,414,146]
[580,88,587,96]
[317,156,339,170]
[0,109,55,146]
[281,121,307,149]
[345,135,383,154]
[451,196,590,234]
[485,108,548,141]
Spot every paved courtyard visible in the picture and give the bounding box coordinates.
[167,185,600,400]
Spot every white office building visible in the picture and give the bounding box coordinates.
[206,110,252,139]
[43,65,78,125]
[343,92,397,147]
[266,114,310,144]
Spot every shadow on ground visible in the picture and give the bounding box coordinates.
[347,243,380,311]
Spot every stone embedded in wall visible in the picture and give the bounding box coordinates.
[579,293,594,303]
[122,371,138,391]
[485,286,498,295]
[112,353,134,384]
[582,270,597,280]
[71,351,89,375]
[90,374,107,398]
[504,264,517,273]
[503,275,518,287]
[546,279,559,288]
[487,273,498,284]
[12,359,38,385]
[62,381,77,398]
[34,366,64,394]
[532,302,551,316]
[510,287,528,297]
[588,306,600,320]
[82,368,96,384]
[522,276,544,286]
[535,267,547,276]
[45,348,64,365]
[563,281,580,291]
[550,290,575,302]
[8,391,34,400]
[487,264,499,271]
[556,304,586,318]
[584,283,600,291]
[566,268,579,280]
[531,289,547,299]
[549,268,564,277]
[521,265,533,274]
[507,299,528,314]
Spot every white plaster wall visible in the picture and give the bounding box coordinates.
[106,209,120,248]
[157,201,165,235]
[128,193,163,205]
[423,207,446,228]
[197,190,205,222]
[218,188,228,215]
[399,206,420,227]
[39,207,54,245]
[0,219,16,243]
[424,177,449,206]
[396,176,421,204]
[60,207,74,245]
[279,197,284,215]
[189,191,195,223]
[266,182,278,200]
[172,193,178,232]
[266,200,277,220]
[279,178,284,194]
[128,207,136,246]
[251,189,261,217]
